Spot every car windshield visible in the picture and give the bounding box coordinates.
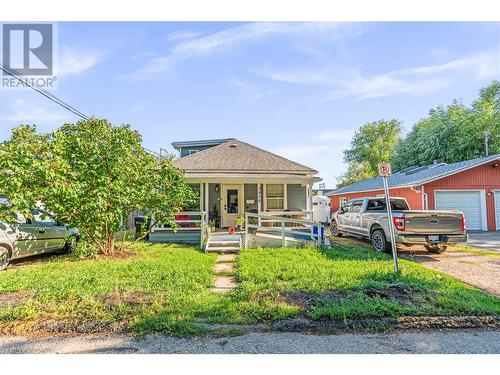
[366,198,409,211]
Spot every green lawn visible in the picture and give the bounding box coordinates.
[0,242,499,336]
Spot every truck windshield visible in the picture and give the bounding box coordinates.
[366,198,409,211]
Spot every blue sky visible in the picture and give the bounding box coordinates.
[1,22,499,187]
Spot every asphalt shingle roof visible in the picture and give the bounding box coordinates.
[172,139,318,174]
[328,154,500,195]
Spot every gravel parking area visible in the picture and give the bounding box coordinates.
[0,330,499,354]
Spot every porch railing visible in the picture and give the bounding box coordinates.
[150,211,208,246]
[244,212,323,248]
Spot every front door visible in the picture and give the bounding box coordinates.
[222,184,242,228]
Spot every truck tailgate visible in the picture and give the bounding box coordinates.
[402,211,463,234]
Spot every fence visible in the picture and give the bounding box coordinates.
[244,212,323,249]
[149,211,207,246]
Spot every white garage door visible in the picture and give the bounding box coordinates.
[495,191,500,231]
[435,190,484,231]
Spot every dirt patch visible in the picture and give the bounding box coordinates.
[269,315,500,333]
[0,291,32,307]
[98,290,153,306]
[282,285,418,310]
[100,251,135,260]
[31,320,128,335]
[364,285,415,305]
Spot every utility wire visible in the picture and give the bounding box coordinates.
[0,62,90,120]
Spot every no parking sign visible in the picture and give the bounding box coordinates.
[378,162,398,272]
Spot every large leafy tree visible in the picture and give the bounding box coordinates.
[0,119,195,254]
[393,81,500,170]
[338,119,402,186]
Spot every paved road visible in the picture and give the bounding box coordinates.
[0,330,499,354]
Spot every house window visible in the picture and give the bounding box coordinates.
[188,150,199,155]
[266,184,284,210]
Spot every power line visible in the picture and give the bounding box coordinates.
[0,62,90,120]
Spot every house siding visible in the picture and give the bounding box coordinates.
[179,145,216,157]
[287,184,307,210]
[424,161,500,231]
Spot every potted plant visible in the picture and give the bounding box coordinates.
[208,219,216,232]
[234,215,244,231]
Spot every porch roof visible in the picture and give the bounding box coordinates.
[172,139,318,175]
[183,172,321,182]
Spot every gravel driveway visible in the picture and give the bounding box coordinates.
[0,330,499,354]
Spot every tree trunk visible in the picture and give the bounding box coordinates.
[106,235,115,254]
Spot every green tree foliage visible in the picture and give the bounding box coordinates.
[393,81,500,170]
[336,161,374,188]
[338,119,402,186]
[0,119,195,254]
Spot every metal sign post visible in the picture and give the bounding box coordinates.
[378,163,399,273]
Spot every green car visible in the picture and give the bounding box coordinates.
[0,208,79,270]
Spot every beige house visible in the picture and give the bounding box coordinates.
[171,138,321,228]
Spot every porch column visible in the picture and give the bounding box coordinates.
[263,184,267,211]
[257,183,262,226]
[306,183,311,219]
[283,183,288,210]
[204,182,209,222]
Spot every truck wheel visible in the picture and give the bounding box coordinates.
[425,244,447,254]
[330,220,342,237]
[371,229,391,253]
[0,246,11,271]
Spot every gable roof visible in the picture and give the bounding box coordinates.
[328,154,500,196]
[172,139,318,174]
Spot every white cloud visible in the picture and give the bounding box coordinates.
[166,30,203,42]
[230,78,277,101]
[255,48,500,100]
[58,46,106,76]
[128,22,363,79]
[271,143,345,188]
[0,97,74,132]
[314,129,356,143]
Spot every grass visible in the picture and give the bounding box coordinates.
[0,242,499,336]
[237,244,500,320]
[450,245,500,257]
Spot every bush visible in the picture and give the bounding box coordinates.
[73,241,99,259]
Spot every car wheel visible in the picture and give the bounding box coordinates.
[330,220,343,237]
[425,244,447,254]
[371,229,391,253]
[0,246,11,271]
[62,237,77,254]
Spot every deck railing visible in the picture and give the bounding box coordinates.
[150,211,208,246]
[244,212,323,248]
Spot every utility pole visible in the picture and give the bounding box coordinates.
[484,131,491,157]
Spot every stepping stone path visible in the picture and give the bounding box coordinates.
[212,253,238,294]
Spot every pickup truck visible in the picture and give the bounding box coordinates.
[330,197,467,254]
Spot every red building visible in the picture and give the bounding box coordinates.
[326,155,500,231]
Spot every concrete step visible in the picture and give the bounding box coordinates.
[206,247,240,252]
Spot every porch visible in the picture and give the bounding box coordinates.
[190,181,314,229]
